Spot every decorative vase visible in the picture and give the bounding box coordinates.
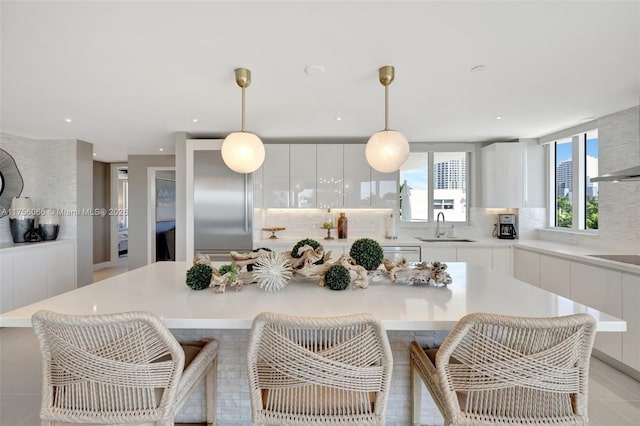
[337,212,348,239]
[9,197,35,243]
[38,208,60,241]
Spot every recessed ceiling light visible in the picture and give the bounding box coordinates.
[304,65,326,76]
[159,148,164,152]
[470,65,486,73]
[336,117,342,121]
[65,118,72,123]
[495,115,503,120]
[93,153,96,156]
[192,118,199,123]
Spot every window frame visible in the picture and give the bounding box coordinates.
[547,129,598,232]
[399,143,472,226]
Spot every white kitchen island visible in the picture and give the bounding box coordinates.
[0,261,626,425]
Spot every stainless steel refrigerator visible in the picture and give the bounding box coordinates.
[193,149,253,261]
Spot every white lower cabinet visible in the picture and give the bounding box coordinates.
[0,240,77,314]
[0,253,14,314]
[12,246,48,309]
[491,247,512,276]
[513,248,540,286]
[457,247,492,269]
[539,254,571,298]
[570,262,623,361]
[421,247,457,263]
[47,242,77,297]
[622,273,640,371]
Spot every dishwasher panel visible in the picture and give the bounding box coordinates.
[381,246,421,262]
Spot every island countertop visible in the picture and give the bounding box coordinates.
[0,261,625,332]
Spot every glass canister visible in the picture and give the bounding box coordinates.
[337,212,348,239]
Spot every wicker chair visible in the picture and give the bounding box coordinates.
[32,310,219,426]
[247,312,393,425]
[410,313,597,426]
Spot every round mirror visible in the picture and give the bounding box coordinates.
[0,149,24,218]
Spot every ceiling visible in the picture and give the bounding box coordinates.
[1,1,639,163]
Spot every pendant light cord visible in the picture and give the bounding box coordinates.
[384,84,389,130]
[241,86,246,132]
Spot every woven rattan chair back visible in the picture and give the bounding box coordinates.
[32,310,191,425]
[247,312,393,425]
[411,312,597,426]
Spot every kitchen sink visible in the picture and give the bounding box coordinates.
[587,254,640,266]
[415,238,477,243]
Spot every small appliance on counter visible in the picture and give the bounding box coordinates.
[497,214,517,239]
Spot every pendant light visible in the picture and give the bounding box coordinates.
[221,68,265,173]
[366,65,409,173]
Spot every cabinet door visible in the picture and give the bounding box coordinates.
[13,247,48,308]
[47,242,76,297]
[316,144,342,209]
[0,252,13,313]
[622,273,640,371]
[513,248,540,286]
[481,142,525,208]
[289,144,317,208]
[492,247,512,276]
[421,246,456,263]
[343,144,371,208]
[457,247,492,269]
[252,164,263,209]
[371,169,398,208]
[539,254,571,298]
[262,144,290,208]
[570,262,622,361]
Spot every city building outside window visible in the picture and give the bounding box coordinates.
[551,129,598,230]
[400,151,468,223]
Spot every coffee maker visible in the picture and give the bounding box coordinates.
[498,214,517,239]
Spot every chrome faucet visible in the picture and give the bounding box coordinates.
[436,212,446,238]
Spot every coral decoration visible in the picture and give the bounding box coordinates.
[253,252,293,292]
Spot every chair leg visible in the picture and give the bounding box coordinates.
[411,360,422,426]
[206,355,218,426]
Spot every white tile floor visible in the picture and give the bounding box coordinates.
[1,263,639,425]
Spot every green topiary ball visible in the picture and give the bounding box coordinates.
[349,238,384,271]
[185,263,213,290]
[324,265,351,291]
[291,238,325,265]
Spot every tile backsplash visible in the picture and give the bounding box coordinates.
[254,207,546,241]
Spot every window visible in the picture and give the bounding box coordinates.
[399,151,468,223]
[551,129,598,230]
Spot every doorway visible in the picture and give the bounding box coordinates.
[147,167,176,264]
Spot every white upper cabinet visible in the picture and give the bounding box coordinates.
[290,144,317,208]
[255,143,398,208]
[481,142,526,208]
[371,169,398,208]
[317,144,344,209]
[343,144,371,208]
[262,144,290,207]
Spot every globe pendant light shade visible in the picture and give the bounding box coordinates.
[366,130,409,173]
[366,65,409,173]
[222,67,265,173]
[221,131,265,173]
